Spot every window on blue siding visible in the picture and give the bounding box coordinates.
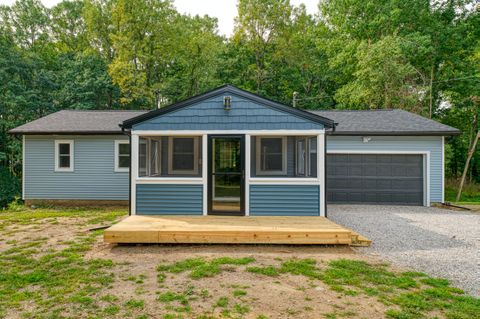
[252,136,316,177]
[55,140,74,172]
[296,137,317,177]
[256,137,287,175]
[138,136,201,177]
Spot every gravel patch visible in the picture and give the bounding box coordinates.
[328,205,480,296]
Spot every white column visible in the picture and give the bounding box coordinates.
[441,136,445,203]
[131,133,139,215]
[202,134,208,215]
[318,133,326,217]
[22,135,25,200]
[245,134,251,216]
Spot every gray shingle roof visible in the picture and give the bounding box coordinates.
[9,108,460,136]
[9,110,147,134]
[308,109,460,136]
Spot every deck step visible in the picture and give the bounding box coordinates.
[350,231,372,247]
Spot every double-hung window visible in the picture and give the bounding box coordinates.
[168,137,199,175]
[55,140,74,172]
[115,140,130,172]
[256,137,287,175]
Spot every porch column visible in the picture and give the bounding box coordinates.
[202,134,208,215]
[131,133,139,215]
[245,134,251,216]
[318,133,326,216]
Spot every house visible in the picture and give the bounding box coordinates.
[10,85,460,217]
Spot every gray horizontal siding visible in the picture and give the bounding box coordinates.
[24,135,129,200]
[133,93,324,131]
[327,136,443,203]
[249,185,320,216]
[136,184,203,215]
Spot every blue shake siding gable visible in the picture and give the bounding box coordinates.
[133,93,325,131]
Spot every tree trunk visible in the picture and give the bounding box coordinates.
[456,131,480,201]
[428,64,434,118]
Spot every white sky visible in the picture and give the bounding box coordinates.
[0,0,320,36]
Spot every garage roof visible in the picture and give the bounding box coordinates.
[310,109,460,136]
[9,108,460,136]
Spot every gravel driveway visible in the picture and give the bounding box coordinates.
[328,205,480,296]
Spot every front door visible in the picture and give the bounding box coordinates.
[208,135,245,215]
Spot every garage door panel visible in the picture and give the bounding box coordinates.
[327,154,424,205]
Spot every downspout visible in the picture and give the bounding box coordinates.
[121,125,132,216]
[324,122,337,218]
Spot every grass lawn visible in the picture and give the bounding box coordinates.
[0,205,479,319]
[445,179,480,204]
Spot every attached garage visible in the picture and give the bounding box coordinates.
[310,109,461,206]
[327,153,424,205]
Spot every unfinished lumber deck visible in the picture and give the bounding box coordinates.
[104,215,370,246]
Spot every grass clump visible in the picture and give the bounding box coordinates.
[322,259,480,319]
[156,257,255,280]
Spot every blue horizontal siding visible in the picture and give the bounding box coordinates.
[136,184,203,215]
[133,93,324,131]
[250,185,320,216]
[24,135,129,200]
[327,136,443,203]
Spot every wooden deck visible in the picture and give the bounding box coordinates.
[104,215,371,246]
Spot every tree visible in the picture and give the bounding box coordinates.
[51,0,89,53]
[233,0,291,93]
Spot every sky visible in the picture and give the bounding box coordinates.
[0,0,320,36]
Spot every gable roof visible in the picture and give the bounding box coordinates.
[9,110,147,135]
[310,109,460,136]
[121,84,335,129]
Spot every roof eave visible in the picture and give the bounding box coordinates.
[8,130,124,135]
[328,130,462,136]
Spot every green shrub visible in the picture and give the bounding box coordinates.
[0,166,21,208]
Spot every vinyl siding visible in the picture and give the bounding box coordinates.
[136,184,203,215]
[249,185,320,216]
[24,135,129,200]
[133,93,325,131]
[327,136,443,203]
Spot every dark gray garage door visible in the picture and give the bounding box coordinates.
[327,154,424,205]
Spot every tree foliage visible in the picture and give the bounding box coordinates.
[0,0,479,206]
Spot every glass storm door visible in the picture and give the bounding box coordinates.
[208,135,245,215]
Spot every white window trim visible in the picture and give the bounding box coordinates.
[167,136,200,175]
[114,140,130,172]
[255,136,287,176]
[54,140,74,172]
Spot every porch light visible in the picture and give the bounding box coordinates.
[223,96,232,110]
[362,137,371,143]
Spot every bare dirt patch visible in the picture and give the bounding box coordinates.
[86,241,390,318]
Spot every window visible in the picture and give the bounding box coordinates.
[55,140,74,172]
[115,140,130,172]
[168,137,199,174]
[296,137,317,177]
[138,136,201,177]
[308,137,317,177]
[256,137,287,175]
[139,138,148,177]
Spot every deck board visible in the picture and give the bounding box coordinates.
[104,215,368,245]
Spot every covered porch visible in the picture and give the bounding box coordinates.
[104,215,371,246]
